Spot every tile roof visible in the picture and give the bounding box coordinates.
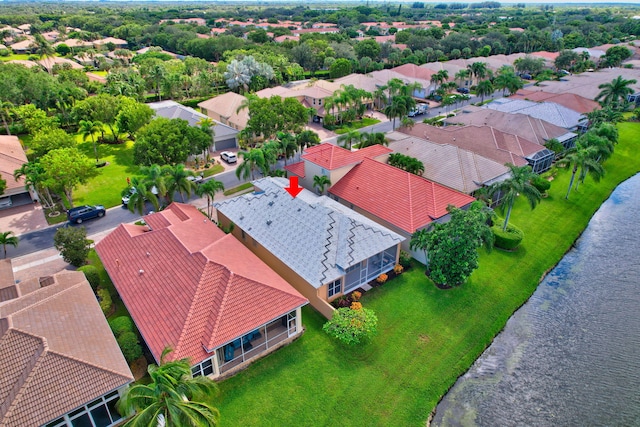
[445,107,573,145]
[149,100,238,139]
[197,92,249,128]
[6,59,38,68]
[284,161,305,178]
[484,98,587,129]
[0,136,27,195]
[96,203,306,365]
[301,143,391,170]
[329,158,475,233]
[391,63,437,81]
[215,178,404,288]
[510,90,600,114]
[37,56,84,71]
[0,271,133,427]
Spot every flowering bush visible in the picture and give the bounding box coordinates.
[350,301,363,311]
[394,264,404,275]
[322,307,378,345]
[376,273,388,284]
[351,291,362,302]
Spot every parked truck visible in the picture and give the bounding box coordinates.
[408,103,428,117]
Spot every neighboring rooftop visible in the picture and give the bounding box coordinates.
[329,158,475,233]
[149,100,238,140]
[197,92,249,129]
[484,98,586,130]
[96,203,307,365]
[0,135,27,196]
[0,271,133,427]
[301,142,391,170]
[510,89,600,114]
[215,177,404,288]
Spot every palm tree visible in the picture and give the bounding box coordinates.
[488,163,541,231]
[313,175,331,195]
[337,130,361,150]
[163,164,195,203]
[467,62,488,85]
[595,76,637,108]
[0,231,18,259]
[410,228,430,267]
[117,348,219,427]
[196,179,224,220]
[557,143,605,199]
[0,101,14,136]
[359,132,388,148]
[295,130,320,153]
[125,177,159,216]
[276,132,298,166]
[78,120,102,163]
[384,95,414,129]
[455,69,470,88]
[13,161,56,209]
[236,149,266,181]
[33,34,55,73]
[475,80,494,103]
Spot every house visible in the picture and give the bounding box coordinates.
[484,98,588,132]
[9,37,34,54]
[328,157,475,263]
[198,92,249,131]
[445,106,578,149]
[96,203,308,379]
[215,177,405,318]
[510,89,600,114]
[149,100,239,151]
[6,59,38,68]
[53,38,93,50]
[284,142,391,192]
[0,268,133,427]
[93,37,128,48]
[0,135,36,206]
[386,132,511,195]
[38,56,84,72]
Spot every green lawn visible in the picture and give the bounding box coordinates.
[332,117,381,135]
[214,121,640,426]
[0,53,31,61]
[223,182,253,196]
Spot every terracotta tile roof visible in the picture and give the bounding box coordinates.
[0,136,27,195]
[392,63,437,81]
[531,50,560,60]
[0,259,17,302]
[95,203,307,365]
[0,271,133,427]
[38,56,84,71]
[284,161,305,178]
[302,143,391,170]
[329,158,475,233]
[197,92,249,128]
[511,90,600,114]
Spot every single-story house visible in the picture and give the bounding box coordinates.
[328,157,475,263]
[148,100,239,151]
[198,92,249,131]
[0,267,133,427]
[93,37,128,48]
[215,177,405,318]
[96,203,308,379]
[0,135,35,207]
[53,39,94,50]
[510,89,600,114]
[9,37,34,54]
[38,56,84,72]
[484,98,588,132]
[284,142,391,194]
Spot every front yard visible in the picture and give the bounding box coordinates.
[330,117,380,134]
[214,121,640,426]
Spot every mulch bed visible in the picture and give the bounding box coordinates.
[331,266,410,309]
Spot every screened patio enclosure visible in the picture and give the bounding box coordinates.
[343,246,397,293]
[526,148,555,174]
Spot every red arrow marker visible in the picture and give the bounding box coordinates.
[284,176,303,198]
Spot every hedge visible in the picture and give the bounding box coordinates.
[77,265,100,291]
[97,288,112,316]
[117,331,143,363]
[109,316,134,338]
[492,219,525,250]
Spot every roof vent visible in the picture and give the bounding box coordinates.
[268,201,274,207]
[266,220,272,226]
[139,269,145,275]
[146,252,151,257]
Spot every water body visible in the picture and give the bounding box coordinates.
[432,174,640,427]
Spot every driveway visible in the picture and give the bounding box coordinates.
[0,203,49,236]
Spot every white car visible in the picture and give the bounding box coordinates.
[221,151,237,164]
[122,186,159,205]
[187,175,203,184]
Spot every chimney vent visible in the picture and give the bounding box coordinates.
[139,269,145,275]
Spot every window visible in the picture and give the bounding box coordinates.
[44,391,123,427]
[191,357,214,377]
[327,278,342,298]
[241,230,246,240]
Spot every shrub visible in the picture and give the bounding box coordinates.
[376,273,388,284]
[77,265,100,290]
[399,251,412,269]
[97,288,112,316]
[334,295,351,308]
[0,49,10,57]
[394,264,404,275]
[109,316,134,338]
[350,302,363,311]
[53,226,91,267]
[117,331,143,363]
[531,175,551,194]
[492,219,525,250]
[351,291,362,302]
[322,307,378,345]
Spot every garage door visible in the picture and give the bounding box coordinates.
[215,138,236,151]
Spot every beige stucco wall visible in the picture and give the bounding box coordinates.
[217,212,335,319]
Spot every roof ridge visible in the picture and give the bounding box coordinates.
[318,211,337,285]
[205,267,233,351]
[46,349,133,381]
[457,147,469,193]
[0,280,83,318]
[406,172,415,231]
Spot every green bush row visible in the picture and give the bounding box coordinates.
[78,265,101,291]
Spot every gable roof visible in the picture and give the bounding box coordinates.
[301,143,391,170]
[0,271,133,427]
[96,203,306,365]
[149,100,238,140]
[0,136,27,195]
[445,107,574,145]
[215,178,404,288]
[329,158,475,233]
[197,92,249,129]
[484,98,586,129]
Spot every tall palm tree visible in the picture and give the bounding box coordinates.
[276,132,298,166]
[454,69,470,88]
[117,348,219,427]
[78,119,102,163]
[337,130,361,150]
[125,177,159,216]
[557,143,604,199]
[475,80,494,103]
[384,95,414,129]
[163,164,195,203]
[13,161,56,209]
[295,130,320,153]
[595,76,637,108]
[488,163,541,231]
[313,175,331,195]
[467,62,488,85]
[0,231,19,259]
[0,101,14,136]
[33,34,55,73]
[196,179,224,220]
[359,132,388,148]
[235,149,266,181]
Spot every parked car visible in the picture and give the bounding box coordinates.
[221,151,237,164]
[520,73,532,80]
[187,175,203,184]
[122,186,159,206]
[67,205,106,224]
[0,197,12,209]
[457,87,470,94]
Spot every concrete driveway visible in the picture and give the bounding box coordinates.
[0,203,49,236]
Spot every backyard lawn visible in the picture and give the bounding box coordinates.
[0,53,31,61]
[214,121,640,426]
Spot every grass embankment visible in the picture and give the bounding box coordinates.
[223,182,253,196]
[215,121,640,426]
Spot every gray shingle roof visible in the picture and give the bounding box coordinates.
[484,98,586,130]
[215,178,404,288]
[148,100,238,140]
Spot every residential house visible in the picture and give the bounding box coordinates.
[9,37,34,54]
[38,56,84,72]
[0,135,35,206]
[215,177,404,318]
[328,157,475,263]
[198,92,249,131]
[0,268,133,427]
[96,203,308,379]
[284,142,391,193]
[6,59,38,68]
[445,106,578,149]
[484,98,588,132]
[149,100,239,151]
[398,122,554,174]
[53,39,93,50]
[510,89,600,114]
[93,37,128,48]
